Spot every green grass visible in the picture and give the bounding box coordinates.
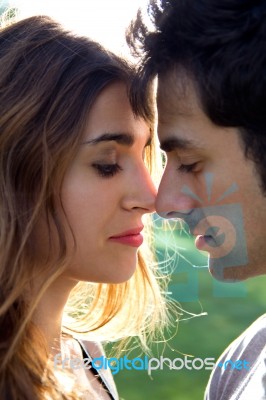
[112,221,266,400]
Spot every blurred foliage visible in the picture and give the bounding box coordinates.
[0,1,17,23]
[0,0,9,15]
[112,216,266,400]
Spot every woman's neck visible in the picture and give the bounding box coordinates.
[32,276,78,356]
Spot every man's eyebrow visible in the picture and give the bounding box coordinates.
[82,133,135,146]
[160,136,199,152]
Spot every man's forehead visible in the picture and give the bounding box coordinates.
[157,69,201,123]
[156,70,226,151]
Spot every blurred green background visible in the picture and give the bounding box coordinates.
[113,217,266,400]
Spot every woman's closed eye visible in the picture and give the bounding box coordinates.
[92,163,122,178]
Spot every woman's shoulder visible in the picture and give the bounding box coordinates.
[79,340,106,358]
[76,338,119,400]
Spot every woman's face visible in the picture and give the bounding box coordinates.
[56,82,156,283]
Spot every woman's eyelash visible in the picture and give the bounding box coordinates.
[178,162,198,173]
[92,163,122,178]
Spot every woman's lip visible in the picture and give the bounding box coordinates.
[110,226,144,238]
[109,234,143,247]
[109,227,144,247]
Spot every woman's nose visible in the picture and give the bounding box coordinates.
[122,165,157,214]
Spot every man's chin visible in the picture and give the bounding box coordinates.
[208,259,249,282]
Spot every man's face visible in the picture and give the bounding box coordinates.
[156,71,266,281]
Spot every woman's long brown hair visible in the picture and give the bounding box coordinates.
[0,15,168,399]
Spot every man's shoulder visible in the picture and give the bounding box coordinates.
[229,313,266,354]
[205,314,266,400]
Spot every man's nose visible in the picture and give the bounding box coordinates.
[155,170,196,219]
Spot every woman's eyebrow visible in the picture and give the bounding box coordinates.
[82,133,135,146]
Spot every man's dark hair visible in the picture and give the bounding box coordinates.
[127,0,266,190]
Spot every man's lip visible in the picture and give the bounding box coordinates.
[110,226,144,238]
[193,233,214,241]
[192,229,213,238]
